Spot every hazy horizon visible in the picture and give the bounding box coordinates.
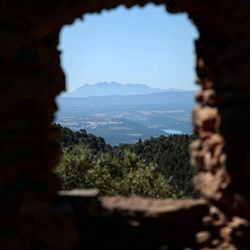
[68,81,194,93]
[59,4,199,93]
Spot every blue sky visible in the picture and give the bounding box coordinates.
[59,4,199,93]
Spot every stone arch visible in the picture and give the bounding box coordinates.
[1,0,250,249]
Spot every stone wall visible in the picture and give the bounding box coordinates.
[0,0,249,249]
[191,2,250,248]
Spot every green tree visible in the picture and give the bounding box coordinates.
[55,145,177,198]
[54,124,198,198]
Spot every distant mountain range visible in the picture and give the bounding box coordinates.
[57,86,195,145]
[66,82,187,98]
[60,91,195,106]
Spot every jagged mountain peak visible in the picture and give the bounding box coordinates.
[66,82,168,97]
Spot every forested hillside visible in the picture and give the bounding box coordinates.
[114,135,197,197]
[54,124,198,198]
[54,124,112,152]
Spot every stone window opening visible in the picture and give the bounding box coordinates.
[1,1,250,249]
[56,3,198,199]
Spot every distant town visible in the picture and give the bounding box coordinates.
[56,82,194,145]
